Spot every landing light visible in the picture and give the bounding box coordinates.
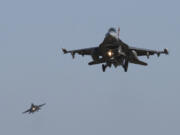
[32,107,36,111]
[107,50,113,57]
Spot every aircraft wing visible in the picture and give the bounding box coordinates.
[88,58,106,65]
[38,103,46,107]
[62,47,98,58]
[22,109,30,114]
[129,47,169,57]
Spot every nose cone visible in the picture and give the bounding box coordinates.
[108,27,116,33]
[107,27,118,40]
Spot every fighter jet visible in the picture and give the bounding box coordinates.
[62,27,168,72]
[22,103,46,114]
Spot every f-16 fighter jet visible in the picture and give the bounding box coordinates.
[22,103,46,114]
[62,27,168,72]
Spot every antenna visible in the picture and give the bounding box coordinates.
[118,27,120,40]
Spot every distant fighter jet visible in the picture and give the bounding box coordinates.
[62,27,168,72]
[22,103,46,114]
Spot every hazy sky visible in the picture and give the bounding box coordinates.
[0,0,180,135]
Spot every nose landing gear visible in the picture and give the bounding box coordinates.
[102,64,107,72]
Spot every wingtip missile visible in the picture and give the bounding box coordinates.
[164,48,169,55]
[62,48,68,54]
[157,48,169,57]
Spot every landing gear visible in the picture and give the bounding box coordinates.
[123,59,128,72]
[102,64,107,72]
[123,65,128,72]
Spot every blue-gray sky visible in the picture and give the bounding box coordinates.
[0,0,180,135]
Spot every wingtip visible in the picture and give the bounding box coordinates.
[62,48,68,54]
[22,111,27,114]
[164,48,169,55]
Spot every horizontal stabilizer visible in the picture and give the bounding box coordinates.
[88,59,106,65]
[130,59,148,66]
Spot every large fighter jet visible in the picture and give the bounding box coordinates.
[22,103,46,114]
[62,27,168,72]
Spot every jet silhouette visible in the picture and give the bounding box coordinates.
[22,103,46,114]
[62,27,168,72]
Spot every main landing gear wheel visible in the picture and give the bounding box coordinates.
[102,64,106,72]
[123,65,128,72]
[123,59,128,72]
